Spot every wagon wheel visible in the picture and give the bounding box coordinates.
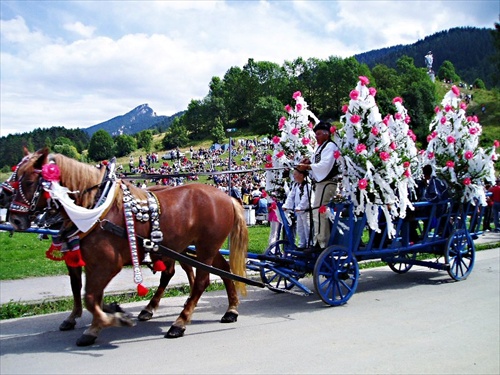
[387,251,416,274]
[313,246,359,306]
[260,240,297,292]
[445,228,475,281]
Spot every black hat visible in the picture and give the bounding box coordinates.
[313,121,330,133]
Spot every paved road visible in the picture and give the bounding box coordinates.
[1,248,498,374]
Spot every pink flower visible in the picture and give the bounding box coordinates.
[371,126,379,136]
[265,162,273,168]
[42,163,61,182]
[403,161,410,168]
[466,116,473,122]
[265,154,272,162]
[278,116,286,126]
[369,87,377,97]
[355,144,367,154]
[276,151,285,158]
[390,142,397,150]
[469,127,478,135]
[319,205,328,214]
[358,179,368,190]
[404,115,411,124]
[444,104,452,112]
[494,140,500,148]
[440,117,447,124]
[463,177,471,186]
[383,115,390,125]
[301,137,310,146]
[404,169,411,178]
[460,102,467,110]
[395,113,402,120]
[342,104,348,113]
[334,150,341,159]
[451,85,460,96]
[330,126,337,134]
[295,103,303,111]
[447,136,456,144]
[472,115,478,122]
[464,150,474,160]
[284,104,292,113]
[272,136,281,144]
[427,135,432,142]
[434,106,440,113]
[349,90,359,100]
[408,130,416,141]
[427,152,435,160]
[380,151,390,161]
[446,160,455,168]
[392,97,403,104]
[291,128,299,136]
[308,122,314,129]
[292,91,302,99]
[359,76,370,85]
[431,131,438,139]
[350,114,361,124]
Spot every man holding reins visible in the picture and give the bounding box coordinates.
[297,121,340,251]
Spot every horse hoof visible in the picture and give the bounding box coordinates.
[59,320,76,331]
[76,334,97,347]
[221,311,238,323]
[103,302,126,314]
[165,325,185,339]
[116,312,136,327]
[138,309,153,321]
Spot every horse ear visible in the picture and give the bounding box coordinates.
[22,146,30,156]
[33,148,50,170]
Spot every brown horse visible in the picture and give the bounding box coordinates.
[1,162,195,331]
[8,148,248,346]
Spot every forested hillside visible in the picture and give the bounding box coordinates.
[355,27,497,88]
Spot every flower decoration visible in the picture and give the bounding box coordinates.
[337,78,419,236]
[265,91,319,198]
[41,163,61,182]
[424,85,497,205]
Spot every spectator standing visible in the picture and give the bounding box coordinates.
[488,178,500,232]
[267,195,281,246]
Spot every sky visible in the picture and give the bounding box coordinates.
[0,0,498,137]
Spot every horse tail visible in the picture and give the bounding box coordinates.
[229,198,248,296]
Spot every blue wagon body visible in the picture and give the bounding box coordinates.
[247,198,484,306]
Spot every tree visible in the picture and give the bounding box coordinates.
[136,130,153,152]
[114,134,137,157]
[87,129,115,161]
[53,144,80,159]
[210,118,225,144]
[250,96,284,134]
[474,78,486,89]
[437,60,460,83]
[162,118,189,150]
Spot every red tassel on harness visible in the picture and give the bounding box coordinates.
[64,249,86,267]
[137,284,149,296]
[45,242,64,261]
[153,260,167,272]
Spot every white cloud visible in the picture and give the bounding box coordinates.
[0,0,497,137]
[63,21,95,38]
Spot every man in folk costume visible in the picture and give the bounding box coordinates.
[282,168,314,249]
[298,121,340,250]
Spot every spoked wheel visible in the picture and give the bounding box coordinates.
[387,251,416,274]
[313,246,359,306]
[260,240,297,292]
[445,228,475,281]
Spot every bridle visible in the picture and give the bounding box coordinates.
[8,158,46,218]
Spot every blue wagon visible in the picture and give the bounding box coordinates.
[246,198,485,306]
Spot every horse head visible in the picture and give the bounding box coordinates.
[9,148,50,231]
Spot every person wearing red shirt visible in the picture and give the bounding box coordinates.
[488,178,500,232]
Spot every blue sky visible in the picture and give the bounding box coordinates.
[1,0,498,137]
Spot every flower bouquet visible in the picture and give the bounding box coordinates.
[336,77,418,236]
[265,91,318,197]
[423,85,497,206]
